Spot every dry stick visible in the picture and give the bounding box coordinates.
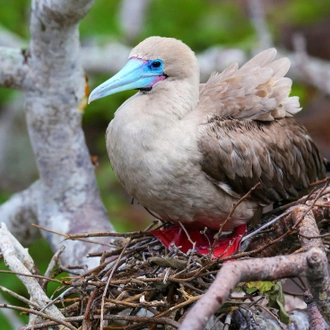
[31,224,114,247]
[44,246,66,278]
[32,223,152,239]
[179,222,196,265]
[0,286,39,310]
[42,245,66,290]
[0,223,68,326]
[179,249,318,330]
[244,191,330,259]
[21,315,178,330]
[210,182,260,254]
[292,184,329,232]
[304,291,329,330]
[0,304,77,330]
[97,314,181,328]
[245,181,330,245]
[179,202,330,330]
[294,206,330,326]
[0,293,24,329]
[0,269,63,284]
[82,287,100,330]
[241,207,293,244]
[100,238,131,330]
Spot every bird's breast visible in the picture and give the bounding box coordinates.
[106,113,200,204]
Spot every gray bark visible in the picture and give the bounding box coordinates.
[0,0,114,268]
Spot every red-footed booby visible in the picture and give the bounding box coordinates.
[89,37,327,257]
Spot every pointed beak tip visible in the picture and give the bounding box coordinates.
[87,90,99,104]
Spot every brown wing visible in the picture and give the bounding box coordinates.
[198,117,326,205]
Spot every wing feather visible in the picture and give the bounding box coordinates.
[198,117,326,205]
[197,48,301,121]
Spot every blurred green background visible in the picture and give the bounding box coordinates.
[0,0,330,327]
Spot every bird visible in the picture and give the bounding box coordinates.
[89,36,328,257]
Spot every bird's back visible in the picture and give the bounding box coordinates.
[196,48,327,206]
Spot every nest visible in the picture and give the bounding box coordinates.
[21,229,302,330]
[15,182,330,329]
[43,230,228,329]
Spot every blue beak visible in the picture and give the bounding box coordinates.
[88,58,165,103]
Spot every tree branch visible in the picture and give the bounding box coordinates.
[0,292,24,329]
[248,0,272,50]
[0,25,26,48]
[180,196,330,330]
[119,0,151,42]
[294,206,330,325]
[23,0,115,268]
[0,0,115,269]
[179,249,319,330]
[0,223,68,324]
[0,182,40,245]
[0,47,31,90]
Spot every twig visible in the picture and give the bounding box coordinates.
[0,304,77,330]
[100,238,131,330]
[211,182,260,253]
[0,292,24,328]
[179,222,196,256]
[241,207,293,244]
[0,223,69,326]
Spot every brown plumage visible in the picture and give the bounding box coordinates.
[197,47,326,207]
[89,37,327,231]
[199,117,325,205]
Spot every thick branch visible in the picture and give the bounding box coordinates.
[0,26,25,48]
[294,206,330,325]
[81,43,130,75]
[31,0,93,26]
[248,0,272,50]
[305,292,330,330]
[287,51,330,95]
[0,182,40,245]
[119,0,151,42]
[0,47,30,90]
[2,0,115,268]
[179,249,320,330]
[0,224,67,322]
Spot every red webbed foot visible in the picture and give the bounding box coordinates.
[151,223,247,258]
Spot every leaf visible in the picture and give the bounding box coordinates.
[245,281,290,324]
[245,280,275,294]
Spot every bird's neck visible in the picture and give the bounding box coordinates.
[121,78,199,127]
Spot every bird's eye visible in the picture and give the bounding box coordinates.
[151,60,162,68]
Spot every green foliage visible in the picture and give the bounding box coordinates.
[0,0,30,38]
[274,0,330,25]
[291,82,309,108]
[0,192,10,204]
[245,281,290,324]
[143,0,254,50]
[80,0,122,39]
